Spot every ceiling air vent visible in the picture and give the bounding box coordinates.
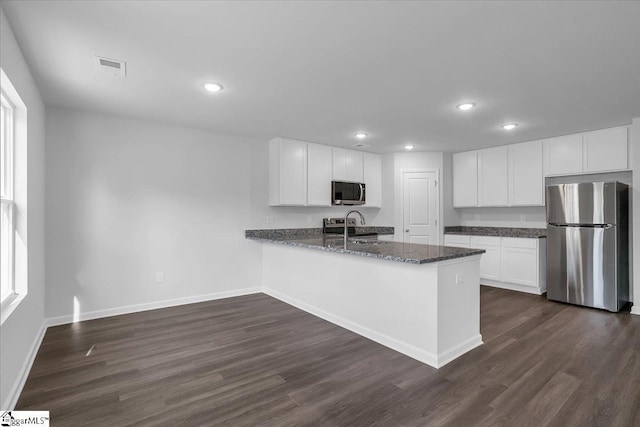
[94,56,126,77]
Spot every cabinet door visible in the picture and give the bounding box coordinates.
[332,148,348,181]
[500,238,538,287]
[345,150,364,182]
[444,234,471,248]
[452,151,478,207]
[478,146,508,206]
[277,139,308,205]
[470,236,501,281]
[363,153,382,207]
[583,127,628,173]
[544,134,583,176]
[508,140,544,206]
[307,143,332,206]
[333,148,364,182]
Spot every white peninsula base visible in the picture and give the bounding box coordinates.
[261,243,483,368]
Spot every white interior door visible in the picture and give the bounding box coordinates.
[403,171,439,245]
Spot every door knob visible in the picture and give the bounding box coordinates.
[405,229,409,232]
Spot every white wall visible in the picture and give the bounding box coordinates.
[631,118,640,315]
[0,7,47,409]
[248,141,393,228]
[45,108,262,320]
[455,207,547,228]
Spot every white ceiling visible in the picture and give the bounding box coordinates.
[2,1,640,153]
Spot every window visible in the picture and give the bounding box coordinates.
[1,67,26,324]
[1,88,15,304]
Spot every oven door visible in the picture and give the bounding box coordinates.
[332,181,365,205]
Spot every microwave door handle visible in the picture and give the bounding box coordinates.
[359,184,365,202]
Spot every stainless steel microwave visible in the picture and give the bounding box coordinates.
[332,181,366,205]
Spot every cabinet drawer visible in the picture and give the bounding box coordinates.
[501,237,538,249]
[470,236,501,247]
[444,235,471,246]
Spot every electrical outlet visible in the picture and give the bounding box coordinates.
[456,274,464,284]
[307,216,313,225]
[266,216,274,224]
[155,272,165,283]
[520,215,526,222]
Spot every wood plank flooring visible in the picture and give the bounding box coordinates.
[16,286,640,426]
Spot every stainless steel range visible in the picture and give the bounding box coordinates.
[323,217,377,237]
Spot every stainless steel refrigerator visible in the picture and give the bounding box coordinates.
[546,181,629,312]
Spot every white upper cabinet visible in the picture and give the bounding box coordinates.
[453,126,627,208]
[363,153,382,208]
[477,146,508,207]
[269,138,307,206]
[543,134,584,176]
[544,126,628,176]
[583,127,628,173]
[508,140,544,206]
[269,138,380,207]
[307,143,332,206]
[453,151,478,207]
[333,148,364,182]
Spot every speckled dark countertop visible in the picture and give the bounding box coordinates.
[245,227,394,240]
[444,226,547,238]
[245,229,485,264]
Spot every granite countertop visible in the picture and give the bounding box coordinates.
[245,229,485,264]
[245,226,394,240]
[444,226,547,239]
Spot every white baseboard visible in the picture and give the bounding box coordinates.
[46,287,263,327]
[481,279,545,295]
[264,287,440,368]
[631,305,640,316]
[436,335,484,368]
[2,320,48,410]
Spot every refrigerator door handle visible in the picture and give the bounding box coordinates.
[549,223,614,229]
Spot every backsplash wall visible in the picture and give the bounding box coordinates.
[455,206,547,229]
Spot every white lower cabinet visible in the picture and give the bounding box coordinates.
[500,238,540,288]
[469,236,501,281]
[444,234,547,295]
[443,234,471,248]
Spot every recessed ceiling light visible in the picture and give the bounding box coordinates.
[457,102,476,111]
[355,132,368,139]
[354,143,371,148]
[203,82,223,93]
[404,144,415,150]
[502,123,518,130]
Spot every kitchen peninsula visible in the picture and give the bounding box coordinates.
[246,228,485,368]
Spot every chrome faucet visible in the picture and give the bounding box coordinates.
[344,210,365,249]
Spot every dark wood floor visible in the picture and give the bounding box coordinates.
[17,286,640,426]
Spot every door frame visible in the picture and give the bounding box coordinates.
[399,169,442,245]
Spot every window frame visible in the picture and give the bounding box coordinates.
[0,67,25,325]
[1,89,16,305]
